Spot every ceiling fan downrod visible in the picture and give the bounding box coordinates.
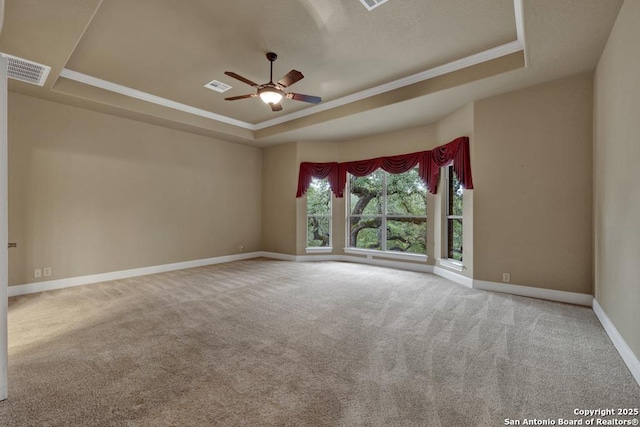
[266,52,277,84]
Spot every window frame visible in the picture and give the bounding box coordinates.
[305,177,333,253]
[445,165,463,264]
[345,168,428,261]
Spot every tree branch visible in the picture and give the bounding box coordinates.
[350,217,381,247]
[309,217,329,246]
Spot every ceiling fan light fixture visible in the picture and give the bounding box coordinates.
[258,86,284,104]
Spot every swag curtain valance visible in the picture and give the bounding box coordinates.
[295,162,340,199]
[296,136,474,198]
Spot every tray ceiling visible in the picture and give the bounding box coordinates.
[0,0,623,145]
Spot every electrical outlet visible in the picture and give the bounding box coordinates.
[502,272,511,283]
[34,268,42,278]
[43,267,52,277]
[238,245,244,252]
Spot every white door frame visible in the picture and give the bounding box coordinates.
[1,54,9,401]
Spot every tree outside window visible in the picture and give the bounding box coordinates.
[348,167,427,254]
[306,178,331,247]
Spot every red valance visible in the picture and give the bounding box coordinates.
[296,162,340,197]
[336,151,425,197]
[296,137,473,197]
[422,136,474,194]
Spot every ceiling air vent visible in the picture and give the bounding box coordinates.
[204,79,232,93]
[359,0,389,11]
[1,53,51,86]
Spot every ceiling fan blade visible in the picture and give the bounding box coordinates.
[287,93,322,104]
[224,71,258,87]
[224,94,257,101]
[277,70,304,88]
[270,103,283,112]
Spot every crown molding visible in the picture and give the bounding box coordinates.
[513,0,529,67]
[58,68,255,130]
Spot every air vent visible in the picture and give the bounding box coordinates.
[0,53,51,86]
[359,0,389,11]
[204,80,232,93]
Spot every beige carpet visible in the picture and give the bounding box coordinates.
[1,259,638,426]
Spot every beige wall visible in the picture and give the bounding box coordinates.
[261,142,297,255]
[474,74,593,293]
[593,0,640,359]
[8,92,262,286]
[6,60,598,306]
[337,124,437,162]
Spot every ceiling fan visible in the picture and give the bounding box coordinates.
[224,52,322,112]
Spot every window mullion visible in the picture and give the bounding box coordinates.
[382,171,387,251]
[448,166,452,257]
[445,165,463,261]
[328,190,332,248]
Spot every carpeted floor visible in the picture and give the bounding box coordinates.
[1,259,638,426]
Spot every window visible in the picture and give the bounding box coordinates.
[306,177,332,248]
[446,166,463,261]
[347,167,427,255]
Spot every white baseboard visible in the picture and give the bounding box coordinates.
[8,250,433,297]
[433,266,473,288]
[431,269,593,307]
[260,251,434,273]
[338,255,433,273]
[8,252,263,297]
[258,251,297,261]
[432,266,594,308]
[593,299,640,386]
[8,251,592,308]
[472,279,593,307]
[9,252,594,310]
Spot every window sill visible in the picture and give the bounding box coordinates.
[343,248,428,262]
[305,247,333,254]
[437,258,464,272]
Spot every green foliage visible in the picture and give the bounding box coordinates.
[386,219,426,253]
[307,178,331,247]
[349,170,383,215]
[354,224,381,250]
[448,219,463,261]
[307,216,330,247]
[348,168,427,254]
[307,179,331,215]
[449,169,463,216]
[387,169,427,216]
[307,168,460,256]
